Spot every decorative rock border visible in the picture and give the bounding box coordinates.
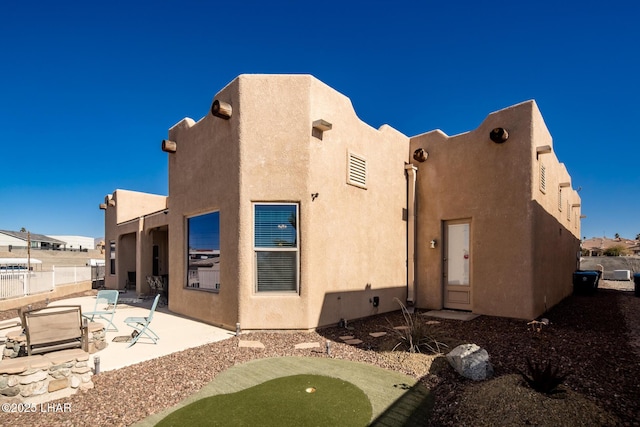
[0,348,94,404]
[87,322,107,353]
[2,331,27,359]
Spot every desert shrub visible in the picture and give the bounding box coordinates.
[388,298,447,354]
[518,357,568,395]
[603,245,629,256]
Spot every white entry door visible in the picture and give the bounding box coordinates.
[443,221,471,310]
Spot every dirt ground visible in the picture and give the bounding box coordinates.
[1,282,638,426]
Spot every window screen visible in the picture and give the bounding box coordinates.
[254,204,298,292]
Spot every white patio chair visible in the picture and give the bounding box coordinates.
[124,294,160,348]
[82,290,119,332]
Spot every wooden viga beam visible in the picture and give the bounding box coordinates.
[211,99,232,119]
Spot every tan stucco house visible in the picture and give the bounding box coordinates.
[100,74,581,331]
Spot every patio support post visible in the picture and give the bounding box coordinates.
[135,217,144,295]
[405,164,418,305]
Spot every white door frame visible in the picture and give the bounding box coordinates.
[443,219,472,311]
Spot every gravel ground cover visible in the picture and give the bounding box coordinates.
[1,282,638,426]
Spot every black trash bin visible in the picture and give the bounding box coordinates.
[634,273,640,297]
[573,270,600,295]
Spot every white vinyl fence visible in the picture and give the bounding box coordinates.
[198,269,221,291]
[0,266,91,300]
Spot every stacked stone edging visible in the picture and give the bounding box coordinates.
[0,348,94,403]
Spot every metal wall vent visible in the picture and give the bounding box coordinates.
[539,163,546,194]
[347,152,367,189]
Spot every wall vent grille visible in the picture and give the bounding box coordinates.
[347,152,367,188]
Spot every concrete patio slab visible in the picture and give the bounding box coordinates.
[40,291,236,372]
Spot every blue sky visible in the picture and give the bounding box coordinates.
[1,0,638,240]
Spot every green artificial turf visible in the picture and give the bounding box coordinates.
[157,374,373,427]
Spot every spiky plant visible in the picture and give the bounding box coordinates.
[388,298,447,354]
[518,357,568,395]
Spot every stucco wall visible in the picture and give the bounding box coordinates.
[164,75,410,330]
[164,78,242,330]
[410,100,580,319]
[305,78,409,327]
[232,75,409,329]
[529,104,581,315]
[101,75,581,326]
[102,190,167,291]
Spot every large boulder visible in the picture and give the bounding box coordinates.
[446,343,494,381]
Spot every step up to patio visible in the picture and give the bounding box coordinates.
[294,342,320,350]
[0,320,21,331]
[422,310,479,321]
[238,340,265,349]
[339,335,363,345]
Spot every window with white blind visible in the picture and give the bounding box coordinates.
[347,152,367,188]
[254,203,299,293]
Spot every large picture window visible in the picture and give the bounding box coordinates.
[254,203,299,293]
[186,211,220,291]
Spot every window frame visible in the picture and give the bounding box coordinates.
[185,210,221,293]
[109,240,115,275]
[253,202,300,294]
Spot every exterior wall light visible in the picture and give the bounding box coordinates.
[490,127,509,143]
[413,148,428,162]
[430,239,437,249]
[211,99,232,119]
[162,140,177,153]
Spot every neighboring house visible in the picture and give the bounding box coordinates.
[0,230,66,250]
[48,235,95,251]
[100,74,581,330]
[582,237,638,256]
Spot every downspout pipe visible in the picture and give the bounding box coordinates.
[405,164,417,305]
